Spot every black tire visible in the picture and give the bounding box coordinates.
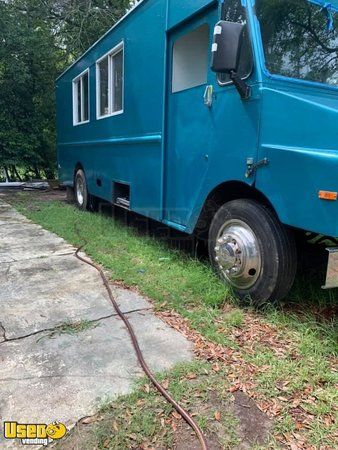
[208,199,297,304]
[74,169,89,210]
[89,194,100,213]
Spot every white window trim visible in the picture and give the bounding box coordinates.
[96,41,124,120]
[72,68,90,126]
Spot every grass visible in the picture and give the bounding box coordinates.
[36,319,98,342]
[52,361,242,450]
[6,192,338,449]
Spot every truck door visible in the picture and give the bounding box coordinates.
[164,1,259,231]
[164,5,218,228]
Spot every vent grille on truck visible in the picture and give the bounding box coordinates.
[113,181,130,210]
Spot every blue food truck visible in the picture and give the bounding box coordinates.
[56,0,338,303]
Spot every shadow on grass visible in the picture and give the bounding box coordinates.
[94,198,337,317]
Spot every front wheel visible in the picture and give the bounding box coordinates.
[208,199,297,304]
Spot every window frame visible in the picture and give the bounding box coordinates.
[96,41,124,120]
[255,0,338,92]
[72,68,90,126]
[171,23,211,94]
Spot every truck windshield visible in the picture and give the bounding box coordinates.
[256,0,338,86]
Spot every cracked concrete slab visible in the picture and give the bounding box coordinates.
[0,222,74,263]
[0,314,193,449]
[0,202,32,225]
[0,200,193,449]
[0,322,5,343]
[0,254,151,339]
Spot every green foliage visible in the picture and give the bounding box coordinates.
[52,0,133,58]
[257,0,338,84]
[0,0,132,180]
[0,1,61,178]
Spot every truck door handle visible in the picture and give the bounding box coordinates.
[204,85,214,108]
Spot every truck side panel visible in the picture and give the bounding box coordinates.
[167,0,217,29]
[256,81,338,238]
[57,0,167,221]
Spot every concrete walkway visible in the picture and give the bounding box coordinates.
[0,200,193,449]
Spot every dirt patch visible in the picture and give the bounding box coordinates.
[232,391,272,448]
[51,384,272,450]
[174,422,222,450]
[173,390,271,450]
[1,188,67,204]
[51,419,99,450]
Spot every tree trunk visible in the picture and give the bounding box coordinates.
[12,165,22,181]
[33,166,41,180]
[3,166,10,182]
[44,168,55,180]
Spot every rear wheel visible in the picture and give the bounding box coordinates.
[74,169,89,210]
[208,199,297,304]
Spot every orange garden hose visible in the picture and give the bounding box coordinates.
[75,246,209,450]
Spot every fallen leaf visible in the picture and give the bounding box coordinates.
[127,433,138,441]
[214,411,221,421]
[229,385,239,393]
[81,415,98,425]
[292,399,301,408]
[186,373,197,380]
[172,411,181,420]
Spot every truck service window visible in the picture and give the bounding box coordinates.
[218,0,253,84]
[256,0,338,86]
[112,50,123,112]
[98,57,109,116]
[96,43,124,118]
[73,70,89,125]
[172,24,210,93]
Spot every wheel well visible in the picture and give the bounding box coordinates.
[194,181,278,239]
[74,163,84,183]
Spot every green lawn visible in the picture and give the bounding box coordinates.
[7,192,338,449]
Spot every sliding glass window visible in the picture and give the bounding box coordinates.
[96,43,124,119]
[73,69,90,125]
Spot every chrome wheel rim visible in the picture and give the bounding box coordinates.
[76,177,84,206]
[215,219,262,290]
